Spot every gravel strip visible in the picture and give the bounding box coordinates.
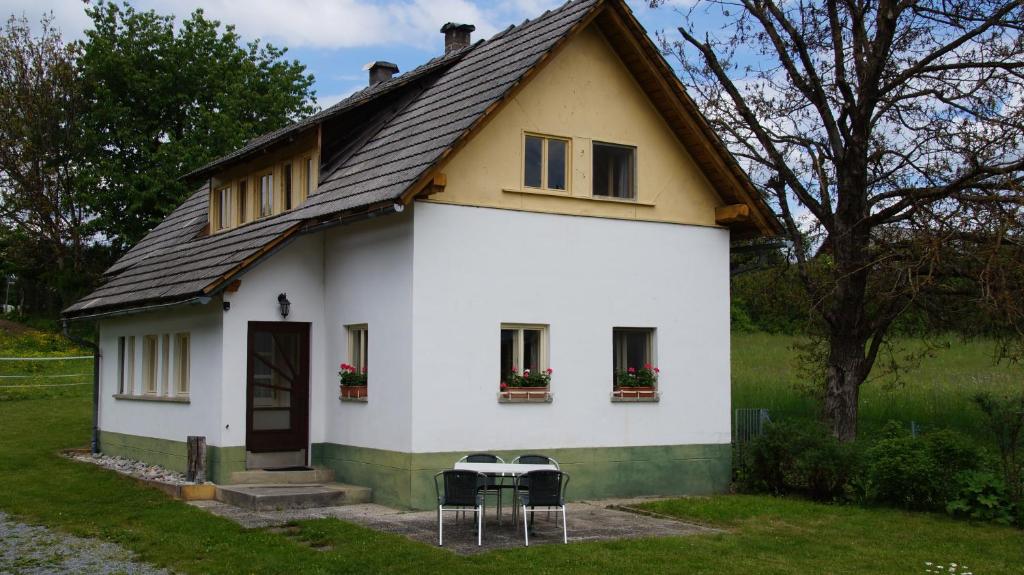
[0,512,172,575]
[68,453,200,486]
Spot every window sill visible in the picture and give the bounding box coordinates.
[610,391,660,403]
[498,391,553,404]
[113,393,190,404]
[503,187,655,207]
[339,396,368,403]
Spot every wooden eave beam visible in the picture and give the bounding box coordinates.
[715,204,750,225]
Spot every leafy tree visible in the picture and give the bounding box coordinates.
[77,2,317,250]
[0,14,94,312]
[655,0,1024,439]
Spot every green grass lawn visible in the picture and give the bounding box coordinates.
[732,332,1024,438]
[1,329,1021,573]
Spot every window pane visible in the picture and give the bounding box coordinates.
[524,136,542,188]
[523,329,541,372]
[237,181,247,223]
[260,174,273,217]
[283,164,293,210]
[218,187,231,229]
[305,158,314,197]
[500,329,516,382]
[117,337,126,394]
[547,139,566,190]
[613,328,652,378]
[143,335,158,393]
[161,334,170,395]
[593,143,635,199]
[176,334,190,395]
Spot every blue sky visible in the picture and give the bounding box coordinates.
[0,0,701,110]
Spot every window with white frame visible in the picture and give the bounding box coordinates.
[175,333,190,396]
[500,324,548,384]
[216,186,232,229]
[593,142,636,199]
[117,336,134,395]
[142,335,158,394]
[259,172,274,217]
[347,324,368,375]
[160,333,170,395]
[612,327,655,382]
[524,134,568,191]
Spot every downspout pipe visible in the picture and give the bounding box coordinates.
[62,319,100,454]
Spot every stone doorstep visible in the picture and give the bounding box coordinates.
[215,483,372,511]
[229,468,335,485]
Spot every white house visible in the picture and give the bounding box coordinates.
[64,0,778,509]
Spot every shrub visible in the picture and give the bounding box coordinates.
[946,470,1017,525]
[863,425,979,511]
[972,392,1024,517]
[738,420,859,501]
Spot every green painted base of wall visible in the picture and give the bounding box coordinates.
[312,443,731,510]
[98,430,246,485]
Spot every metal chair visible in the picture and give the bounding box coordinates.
[510,454,559,524]
[456,453,506,522]
[514,469,570,546]
[434,470,488,546]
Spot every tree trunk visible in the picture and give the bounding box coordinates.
[823,334,866,442]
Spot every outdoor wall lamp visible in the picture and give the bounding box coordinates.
[277,293,291,319]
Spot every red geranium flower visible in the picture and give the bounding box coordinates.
[500,382,508,390]
[627,367,636,374]
[546,368,553,375]
[511,366,518,374]
[644,363,652,370]
[654,367,660,373]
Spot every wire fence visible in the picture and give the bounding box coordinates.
[0,355,93,393]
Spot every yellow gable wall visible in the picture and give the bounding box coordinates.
[424,23,724,227]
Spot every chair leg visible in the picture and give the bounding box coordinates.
[522,505,529,546]
[438,506,443,546]
[561,505,568,544]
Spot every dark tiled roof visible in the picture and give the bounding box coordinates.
[65,0,599,317]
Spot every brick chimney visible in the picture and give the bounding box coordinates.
[440,22,475,55]
[365,61,399,86]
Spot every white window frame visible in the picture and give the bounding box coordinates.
[500,323,549,381]
[523,133,570,192]
[142,335,158,395]
[346,324,368,375]
[175,333,190,397]
[216,185,232,230]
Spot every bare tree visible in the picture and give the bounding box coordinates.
[654,0,1024,440]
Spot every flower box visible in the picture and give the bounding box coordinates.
[612,386,657,399]
[500,386,550,400]
[340,385,368,399]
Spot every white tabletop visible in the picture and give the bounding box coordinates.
[453,462,557,476]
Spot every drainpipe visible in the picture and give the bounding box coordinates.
[62,319,100,454]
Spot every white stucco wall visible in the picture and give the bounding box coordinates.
[221,233,326,449]
[97,304,223,444]
[322,212,415,453]
[410,202,731,452]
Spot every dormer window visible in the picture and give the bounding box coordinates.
[283,164,293,210]
[259,173,274,217]
[216,186,232,230]
[237,180,248,224]
[524,134,568,191]
[593,142,636,199]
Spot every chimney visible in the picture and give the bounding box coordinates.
[440,22,475,55]
[365,61,399,86]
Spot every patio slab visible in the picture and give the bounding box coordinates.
[189,497,719,555]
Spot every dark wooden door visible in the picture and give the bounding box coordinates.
[246,321,310,455]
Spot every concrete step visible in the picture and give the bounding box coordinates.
[215,483,372,511]
[229,468,335,485]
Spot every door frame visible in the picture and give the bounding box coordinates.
[245,321,311,458]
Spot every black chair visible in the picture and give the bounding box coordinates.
[510,454,559,524]
[434,470,488,546]
[514,469,570,546]
[456,453,506,522]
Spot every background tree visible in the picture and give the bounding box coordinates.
[654,0,1024,439]
[78,1,317,250]
[0,14,99,313]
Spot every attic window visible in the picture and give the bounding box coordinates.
[593,142,636,200]
[216,186,232,230]
[524,134,568,191]
[283,163,293,210]
[259,173,274,217]
[237,180,248,224]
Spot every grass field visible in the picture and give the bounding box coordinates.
[732,332,1023,439]
[0,327,1021,574]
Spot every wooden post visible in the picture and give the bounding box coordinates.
[186,436,207,483]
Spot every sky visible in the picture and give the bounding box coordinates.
[0,0,701,110]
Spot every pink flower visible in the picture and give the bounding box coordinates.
[546,368,553,375]
[511,366,518,374]
[644,363,652,370]
[500,382,508,390]
[340,362,346,370]
[654,367,660,374]
[627,367,636,374]
[524,368,531,375]
[361,366,367,374]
